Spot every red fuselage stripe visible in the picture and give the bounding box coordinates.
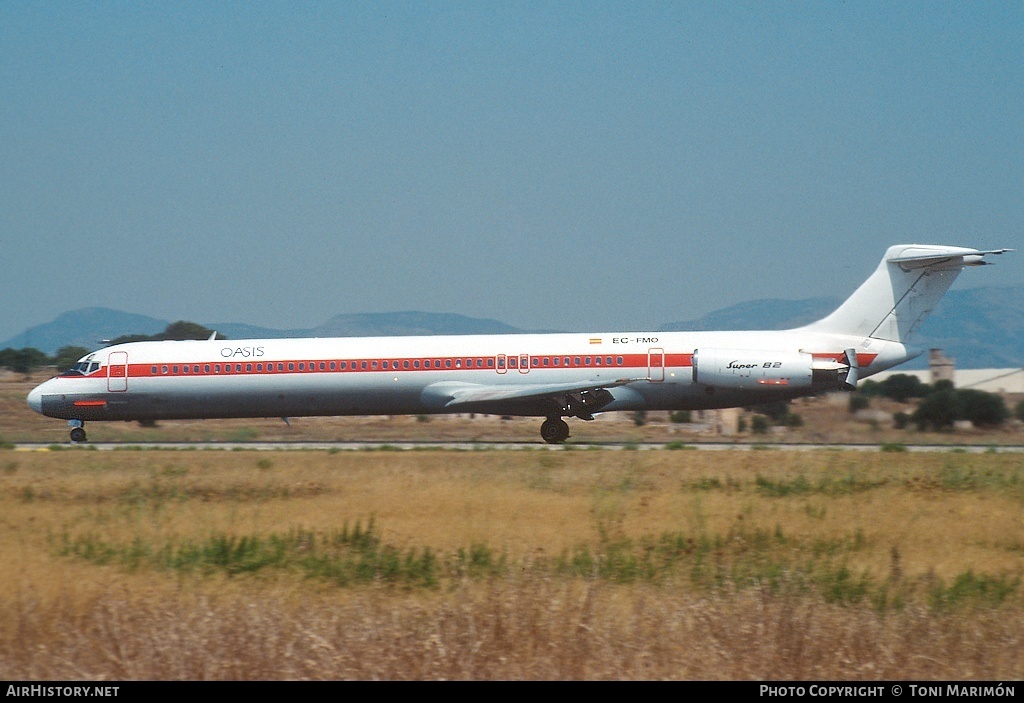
[55,351,878,381]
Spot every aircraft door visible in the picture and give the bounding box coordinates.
[107,351,128,392]
[519,354,530,374]
[647,348,664,382]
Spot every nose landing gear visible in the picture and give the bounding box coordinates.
[69,420,87,443]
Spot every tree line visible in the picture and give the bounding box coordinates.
[0,322,223,374]
[855,373,1020,430]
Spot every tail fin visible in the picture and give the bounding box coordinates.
[800,245,1011,343]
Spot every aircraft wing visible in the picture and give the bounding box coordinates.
[421,377,642,416]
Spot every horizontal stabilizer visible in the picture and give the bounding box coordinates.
[888,247,1013,270]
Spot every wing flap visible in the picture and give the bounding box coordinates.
[421,377,639,411]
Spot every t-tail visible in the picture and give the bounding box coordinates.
[801,245,1011,344]
[794,245,1011,386]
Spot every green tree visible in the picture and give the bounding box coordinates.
[893,411,911,430]
[849,394,870,413]
[879,374,929,402]
[956,389,1009,427]
[750,414,770,434]
[52,346,90,372]
[747,400,790,423]
[159,321,222,341]
[111,321,225,345]
[912,388,1008,431]
[0,347,49,374]
[912,389,958,431]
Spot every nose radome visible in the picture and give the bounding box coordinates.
[27,385,43,413]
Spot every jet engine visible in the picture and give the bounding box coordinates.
[692,348,856,391]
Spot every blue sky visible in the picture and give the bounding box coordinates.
[1,1,1020,343]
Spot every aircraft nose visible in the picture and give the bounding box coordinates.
[27,384,44,414]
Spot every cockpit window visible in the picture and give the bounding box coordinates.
[62,360,101,376]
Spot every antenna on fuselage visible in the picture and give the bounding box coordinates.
[208,331,217,341]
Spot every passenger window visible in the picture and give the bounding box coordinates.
[151,366,158,375]
[320,362,326,371]
[204,364,211,373]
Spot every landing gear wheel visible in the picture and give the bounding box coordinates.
[70,427,87,443]
[540,418,570,444]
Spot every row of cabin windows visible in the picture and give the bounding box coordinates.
[149,355,628,376]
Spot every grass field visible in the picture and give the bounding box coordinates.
[1,445,1023,679]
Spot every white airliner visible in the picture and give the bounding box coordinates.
[27,244,1010,444]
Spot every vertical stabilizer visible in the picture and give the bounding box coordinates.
[800,245,1010,344]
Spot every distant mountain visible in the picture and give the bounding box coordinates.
[659,297,840,333]
[1,308,169,354]
[5,287,1021,369]
[210,311,524,340]
[1,309,525,355]
[659,286,1024,369]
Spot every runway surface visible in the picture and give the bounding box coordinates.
[12,441,1024,453]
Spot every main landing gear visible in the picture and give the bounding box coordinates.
[540,417,570,444]
[69,420,87,444]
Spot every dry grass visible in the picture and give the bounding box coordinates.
[1,447,1023,679]
[5,580,1022,680]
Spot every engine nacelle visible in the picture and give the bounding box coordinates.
[692,348,817,391]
